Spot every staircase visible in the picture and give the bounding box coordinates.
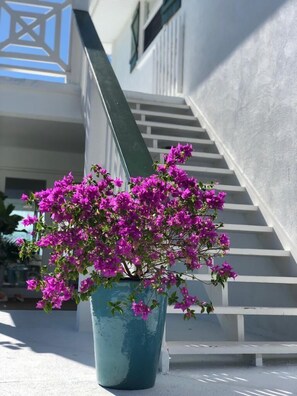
[125,91,297,369]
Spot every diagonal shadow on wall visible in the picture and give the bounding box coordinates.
[183,0,289,90]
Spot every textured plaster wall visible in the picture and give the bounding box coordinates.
[181,0,297,249]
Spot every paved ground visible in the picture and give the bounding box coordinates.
[0,310,297,396]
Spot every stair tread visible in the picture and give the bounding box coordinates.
[215,184,246,192]
[148,147,223,159]
[132,109,197,121]
[181,165,233,174]
[224,203,258,211]
[167,306,297,315]
[167,341,297,355]
[128,99,189,109]
[142,133,214,144]
[137,120,205,132]
[221,224,273,232]
[185,274,297,284]
[125,90,186,105]
[228,248,290,256]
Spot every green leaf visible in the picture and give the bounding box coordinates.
[108,301,124,315]
[44,301,52,313]
[168,291,178,305]
[73,293,80,304]
[150,299,159,310]
[206,304,214,314]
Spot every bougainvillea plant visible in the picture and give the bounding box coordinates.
[19,144,236,319]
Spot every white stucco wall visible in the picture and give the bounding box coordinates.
[112,18,155,94]
[181,0,297,254]
[0,146,84,194]
[111,0,297,255]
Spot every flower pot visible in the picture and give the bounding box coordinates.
[90,279,167,390]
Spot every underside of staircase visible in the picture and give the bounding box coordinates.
[125,91,297,370]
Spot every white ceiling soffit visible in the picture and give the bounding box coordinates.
[89,0,139,44]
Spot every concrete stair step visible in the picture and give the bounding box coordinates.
[215,184,246,192]
[148,147,223,160]
[167,306,297,316]
[132,109,197,121]
[228,248,290,257]
[136,120,206,132]
[159,340,297,371]
[125,90,186,105]
[224,203,258,212]
[127,98,189,110]
[167,341,297,355]
[181,165,233,175]
[142,133,214,145]
[165,341,297,368]
[221,224,273,233]
[183,274,297,284]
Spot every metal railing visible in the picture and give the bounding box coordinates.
[73,10,154,184]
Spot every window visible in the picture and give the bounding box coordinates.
[5,177,46,242]
[144,6,162,51]
[5,177,46,200]
[130,0,182,69]
[130,3,140,72]
[161,0,182,25]
[10,209,35,242]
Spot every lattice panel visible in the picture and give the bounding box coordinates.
[0,0,72,83]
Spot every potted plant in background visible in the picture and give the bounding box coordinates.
[0,192,23,302]
[19,144,236,390]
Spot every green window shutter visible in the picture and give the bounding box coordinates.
[130,3,140,72]
[161,0,181,25]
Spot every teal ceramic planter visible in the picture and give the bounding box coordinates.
[90,280,167,390]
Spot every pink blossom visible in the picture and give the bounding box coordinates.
[26,279,38,290]
[22,215,38,226]
[21,193,29,201]
[80,278,95,293]
[36,300,46,309]
[20,144,235,317]
[132,301,151,320]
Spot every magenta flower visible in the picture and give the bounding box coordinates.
[132,301,151,320]
[20,144,235,318]
[36,300,46,309]
[80,278,95,293]
[26,279,38,290]
[15,238,24,246]
[22,215,38,226]
[21,193,29,201]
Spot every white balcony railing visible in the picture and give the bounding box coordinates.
[0,0,72,83]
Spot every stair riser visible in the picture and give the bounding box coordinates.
[128,102,192,116]
[137,125,207,140]
[133,113,200,127]
[149,151,226,168]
